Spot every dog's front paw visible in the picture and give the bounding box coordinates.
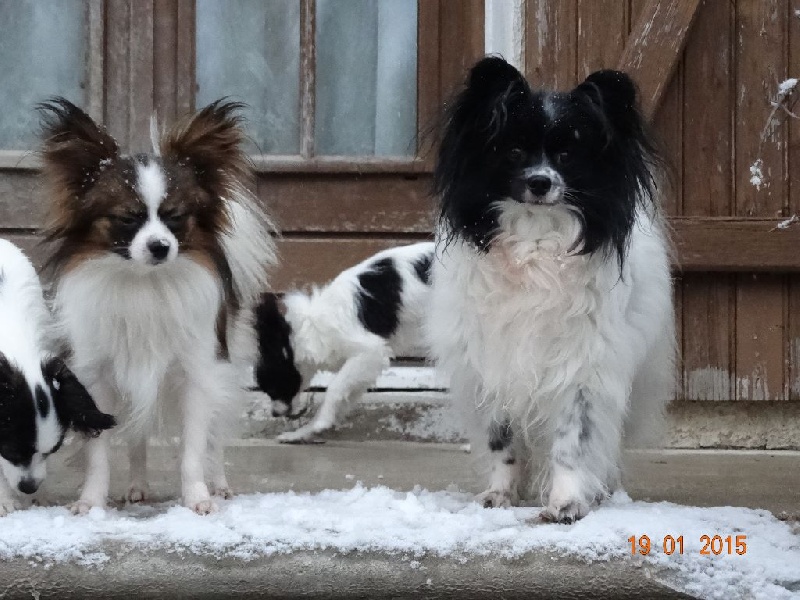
[0,497,20,517]
[540,472,594,523]
[126,483,149,504]
[70,498,105,515]
[539,500,589,524]
[183,483,217,515]
[188,499,219,515]
[476,488,518,508]
[277,425,327,445]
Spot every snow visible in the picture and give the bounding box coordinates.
[775,215,799,230]
[0,487,797,600]
[779,78,799,98]
[310,366,449,390]
[750,159,766,190]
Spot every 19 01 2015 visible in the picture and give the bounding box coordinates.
[628,535,747,556]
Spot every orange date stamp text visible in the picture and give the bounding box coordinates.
[628,534,747,556]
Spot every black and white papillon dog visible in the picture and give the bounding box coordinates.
[428,57,675,522]
[255,242,434,443]
[38,99,274,514]
[0,239,115,515]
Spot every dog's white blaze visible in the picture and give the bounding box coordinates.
[130,161,178,265]
[136,160,167,212]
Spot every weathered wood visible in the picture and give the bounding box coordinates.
[576,0,627,77]
[734,0,787,218]
[416,0,441,167]
[439,0,486,104]
[735,274,786,401]
[653,62,683,217]
[672,218,800,272]
[618,0,702,120]
[258,174,433,234]
[525,0,577,89]
[788,0,800,401]
[678,0,734,402]
[681,274,734,401]
[153,0,195,128]
[731,0,788,401]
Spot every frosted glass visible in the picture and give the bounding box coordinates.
[315,0,417,156]
[0,0,87,150]
[196,0,300,154]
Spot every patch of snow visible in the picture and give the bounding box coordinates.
[380,405,464,443]
[310,366,449,391]
[779,78,799,98]
[0,487,797,599]
[775,215,799,230]
[750,159,766,190]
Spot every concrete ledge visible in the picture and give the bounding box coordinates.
[245,391,800,450]
[0,548,693,600]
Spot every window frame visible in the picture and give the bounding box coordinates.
[0,0,104,170]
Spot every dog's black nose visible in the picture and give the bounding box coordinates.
[18,478,39,495]
[147,239,171,261]
[527,175,552,197]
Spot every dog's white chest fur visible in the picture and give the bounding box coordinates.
[54,256,223,412]
[429,206,671,431]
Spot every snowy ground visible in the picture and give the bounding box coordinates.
[0,486,797,600]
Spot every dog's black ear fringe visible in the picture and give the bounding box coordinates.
[43,357,117,438]
[434,56,532,251]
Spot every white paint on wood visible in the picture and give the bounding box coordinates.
[684,367,732,401]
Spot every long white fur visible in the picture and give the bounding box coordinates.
[0,240,60,515]
[53,167,274,515]
[277,242,433,443]
[428,202,674,520]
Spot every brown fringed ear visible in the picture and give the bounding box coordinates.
[160,99,250,199]
[38,97,119,200]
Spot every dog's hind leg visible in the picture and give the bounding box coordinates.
[126,437,149,503]
[278,349,387,443]
[207,436,233,499]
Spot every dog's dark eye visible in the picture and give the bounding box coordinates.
[507,148,525,164]
[555,151,571,166]
[161,212,188,229]
[115,213,141,227]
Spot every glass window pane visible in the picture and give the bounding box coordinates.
[196,0,300,155]
[0,0,87,151]
[315,0,417,157]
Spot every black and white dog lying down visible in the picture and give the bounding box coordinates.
[254,242,434,443]
[0,239,116,515]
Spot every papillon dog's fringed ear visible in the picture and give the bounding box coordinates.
[160,99,250,199]
[37,97,119,198]
[576,70,642,137]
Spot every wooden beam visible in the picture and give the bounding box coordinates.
[6,218,800,286]
[618,0,702,120]
[671,218,800,272]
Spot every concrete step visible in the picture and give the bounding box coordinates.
[3,442,797,600]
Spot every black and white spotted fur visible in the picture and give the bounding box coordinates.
[0,239,115,515]
[255,242,434,443]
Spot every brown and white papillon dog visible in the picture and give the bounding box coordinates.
[38,98,275,514]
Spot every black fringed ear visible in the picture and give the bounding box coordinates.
[575,70,642,136]
[43,358,116,437]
